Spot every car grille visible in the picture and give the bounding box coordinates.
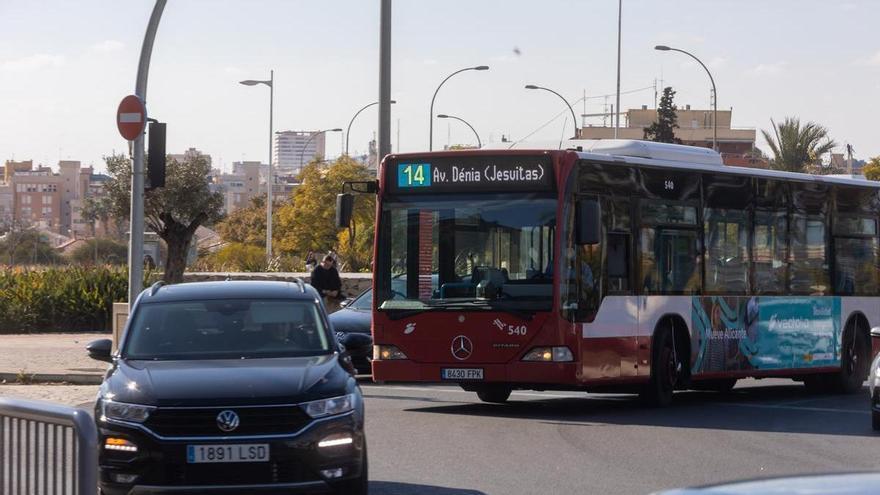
[145,405,312,437]
[165,459,320,485]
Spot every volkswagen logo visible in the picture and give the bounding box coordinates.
[451,335,473,361]
[216,410,240,432]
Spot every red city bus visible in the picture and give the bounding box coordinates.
[338,140,880,406]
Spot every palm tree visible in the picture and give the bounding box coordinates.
[761,117,836,173]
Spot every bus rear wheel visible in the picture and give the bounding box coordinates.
[474,385,512,404]
[641,326,678,407]
[836,326,868,394]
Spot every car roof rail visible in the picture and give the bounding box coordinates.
[294,277,306,293]
[149,280,165,296]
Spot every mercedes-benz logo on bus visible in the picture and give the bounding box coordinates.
[451,335,473,361]
[216,410,240,432]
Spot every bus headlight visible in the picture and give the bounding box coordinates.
[522,346,573,362]
[374,345,408,360]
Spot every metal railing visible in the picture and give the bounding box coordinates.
[0,397,97,495]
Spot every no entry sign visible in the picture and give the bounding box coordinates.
[117,94,147,141]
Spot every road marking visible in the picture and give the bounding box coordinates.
[718,402,869,415]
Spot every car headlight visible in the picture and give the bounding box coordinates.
[100,400,155,423]
[301,394,356,419]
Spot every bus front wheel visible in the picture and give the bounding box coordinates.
[474,385,512,404]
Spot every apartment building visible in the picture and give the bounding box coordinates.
[275,131,326,174]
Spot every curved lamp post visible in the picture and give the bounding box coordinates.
[239,71,274,260]
[525,84,578,139]
[437,114,481,149]
[429,65,489,151]
[346,100,396,156]
[655,45,717,151]
[299,128,343,169]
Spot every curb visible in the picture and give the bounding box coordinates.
[0,372,103,385]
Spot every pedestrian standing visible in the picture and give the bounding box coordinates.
[311,254,343,312]
[305,251,317,272]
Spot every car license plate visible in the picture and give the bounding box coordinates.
[441,368,484,380]
[186,444,269,463]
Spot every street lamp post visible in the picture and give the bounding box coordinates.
[346,100,396,156]
[436,114,481,149]
[654,45,717,151]
[299,128,343,170]
[239,71,274,261]
[429,65,489,151]
[525,85,579,139]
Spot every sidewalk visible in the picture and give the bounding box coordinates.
[0,332,109,385]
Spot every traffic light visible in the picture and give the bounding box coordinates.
[147,121,166,190]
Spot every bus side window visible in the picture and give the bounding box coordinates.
[606,233,630,293]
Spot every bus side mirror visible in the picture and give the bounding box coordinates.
[576,199,600,245]
[336,193,354,229]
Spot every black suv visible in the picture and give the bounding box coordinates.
[87,280,367,494]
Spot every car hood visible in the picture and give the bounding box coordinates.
[328,308,371,333]
[103,355,347,407]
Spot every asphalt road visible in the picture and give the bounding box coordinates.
[362,378,880,495]
[3,379,878,495]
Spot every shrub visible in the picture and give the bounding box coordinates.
[198,243,266,272]
[69,238,129,265]
[0,266,128,333]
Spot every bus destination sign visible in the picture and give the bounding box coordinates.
[390,155,554,193]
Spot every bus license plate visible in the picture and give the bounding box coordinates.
[187,444,269,463]
[441,368,484,380]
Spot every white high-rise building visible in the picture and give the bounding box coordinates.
[274,131,326,175]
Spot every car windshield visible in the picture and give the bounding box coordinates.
[123,299,331,360]
[349,288,373,311]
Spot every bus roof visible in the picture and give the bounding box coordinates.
[481,139,880,189]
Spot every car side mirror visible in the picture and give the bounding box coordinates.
[86,338,114,363]
[575,198,601,245]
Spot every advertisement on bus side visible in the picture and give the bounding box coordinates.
[691,296,841,374]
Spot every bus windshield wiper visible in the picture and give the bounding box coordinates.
[432,299,536,321]
[381,299,536,320]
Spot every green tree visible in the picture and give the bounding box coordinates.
[760,117,836,173]
[0,228,61,266]
[216,195,269,246]
[103,152,224,283]
[643,87,682,144]
[863,156,880,181]
[69,238,129,265]
[275,156,375,271]
[81,196,124,240]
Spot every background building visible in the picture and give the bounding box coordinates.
[274,130,326,175]
[579,105,762,167]
[210,160,262,214]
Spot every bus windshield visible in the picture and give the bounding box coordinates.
[376,193,556,312]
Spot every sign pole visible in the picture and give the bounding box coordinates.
[129,0,167,308]
[378,0,392,159]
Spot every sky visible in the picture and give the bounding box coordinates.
[0,0,878,173]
